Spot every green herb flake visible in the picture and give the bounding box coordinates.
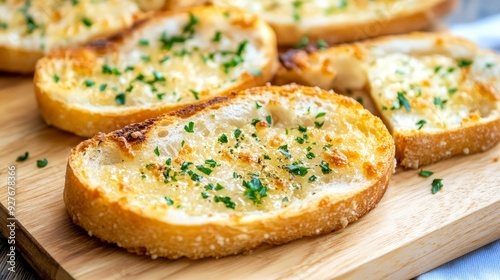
[448,88,458,95]
[315,112,326,119]
[397,91,411,112]
[184,121,195,133]
[278,145,291,159]
[242,177,268,204]
[457,59,473,68]
[201,192,209,199]
[296,36,309,48]
[251,118,261,126]
[115,93,126,105]
[316,39,328,50]
[284,164,309,177]
[215,183,225,191]
[83,79,95,87]
[266,115,273,125]
[434,97,448,109]
[218,134,228,144]
[419,169,434,178]
[139,38,149,46]
[154,146,160,157]
[319,160,332,174]
[214,196,236,209]
[196,165,212,175]
[16,151,29,162]
[166,158,172,165]
[314,121,324,128]
[36,158,48,168]
[205,159,217,168]
[234,128,242,138]
[82,17,92,27]
[308,175,317,182]
[99,84,107,92]
[431,178,444,194]
[160,56,170,64]
[212,30,222,42]
[296,137,304,144]
[248,68,262,76]
[205,183,214,190]
[416,119,427,130]
[263,154,271,160]
[164,196,174,205]
[306,152,315,159]
[190,89,200,100]
[255,102,262,109]
[53,74,60,83]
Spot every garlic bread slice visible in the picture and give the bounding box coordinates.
[64,84,395,259]
[0,0,142,73]
[214,0,457,46]
[35,6,277,137]
[276,32,500,168]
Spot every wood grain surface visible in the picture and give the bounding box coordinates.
[0,75,499,279]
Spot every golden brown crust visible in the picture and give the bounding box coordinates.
[395,119,500,168]
[0,45,43,74]
[34,6,278,137]
[64,84,395,259]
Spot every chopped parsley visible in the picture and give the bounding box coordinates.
[36,158,48,168]
[196,165,212,175]
[284,164,309,177]
[419,169,434,178]
[306,152,315,159]
[296,36,309,48]
[115,93,126,105]
[82,17,92,27]
[457,59,473,68]
[138,39,149,46]
[278,145,291,159]
[214,196,236,209]
[164,196,174,205]
[416,119,427,130]
[184,121,194,133]
[308,175,317,182]
[190,89,200,100]
[99,84,107,92]
[263,154,271,160]
[16,152,29,162]
[218,134,228,144]
[102,65,121,75]
[431,178,444,194]
[205,159,217,168]
[255,102,262,109]
[315,112,326,118]
[154,146,160,156]
[251,118,261,126]
[83,79,95,87]
[212,31,222,42]
[319,160,332,174]
[296,137,305,144]
[292,0,303,22]
[166,158,172,165]
[448,88,458,95]
[434,97,447,109]
[242,177,268,204]
[266,115,273,125]
[201,192,209,199]
[314,121,324,128]
[234,128,242,138]
[316,39,328,50]
[395,91,411,112]
[215,183,225,191]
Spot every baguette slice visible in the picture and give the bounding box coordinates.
[34,6,277,137]
[64,84,395,259]
[213,0,457,46]
[275,32,500,168]
[135,0,209,11]
[0,0,142,73]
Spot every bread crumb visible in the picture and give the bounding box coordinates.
[494,156,499,162]
[463,148,469,155]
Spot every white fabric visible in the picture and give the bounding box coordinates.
[450,14,500,51]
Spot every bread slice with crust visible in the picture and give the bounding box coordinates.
[275,32,500,168]
[213,0,457,46]
[34,6,277,137]
[135,0,210,11]
[64,84,395,259]
[0,0,143,73]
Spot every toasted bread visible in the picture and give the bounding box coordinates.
[34,6,277,137]
[275,32,500,168]
[64,84,395,259]
[213,0,457,46]
[0,0,142,73]
[135,0,209,11]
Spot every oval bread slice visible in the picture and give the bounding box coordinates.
[275,32,500,168]
[0,0,142,73]
[34,6,278,137]
[64,84,395,259]
[214,0,457,46]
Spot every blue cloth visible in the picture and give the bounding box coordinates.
[417,240,500,280]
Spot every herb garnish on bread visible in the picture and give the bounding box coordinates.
[0,0,142,73]
[276,32,500,168]
[34,6,277,137]
[64,84,395,259]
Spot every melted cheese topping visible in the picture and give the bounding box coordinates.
[368,53,500,132]
[0,0,139,51]
[83,91,387,219]
[218,0,423,24]
[39,9,270,108]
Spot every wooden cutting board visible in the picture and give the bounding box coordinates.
[0,76,499,280]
